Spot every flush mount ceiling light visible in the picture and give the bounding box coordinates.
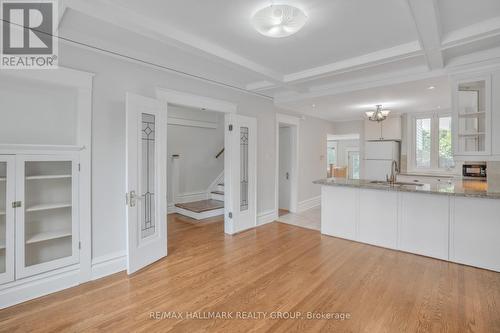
[365,105,391,122]
[251,4,307,38]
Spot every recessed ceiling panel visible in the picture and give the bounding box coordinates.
[107,0,419,74]
[437,0,500,36]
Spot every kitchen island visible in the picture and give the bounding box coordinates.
[314,178,500,272]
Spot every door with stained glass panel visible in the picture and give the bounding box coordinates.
[224,114,257,234]
[125,93,167,274]
[0,155,15,284]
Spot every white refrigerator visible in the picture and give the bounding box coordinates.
[364,141,400,181]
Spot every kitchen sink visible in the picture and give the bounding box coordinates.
[369,180,424,186]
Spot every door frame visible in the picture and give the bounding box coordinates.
[275,113,299,214]
[155,87,238,235]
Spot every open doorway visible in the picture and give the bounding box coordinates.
[327,134,360,179]
[275,114,299,217]
[166,105,226,221]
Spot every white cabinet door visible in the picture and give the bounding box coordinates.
[15,154,80,279]
[0,156,15,285]
[365,141,396,160]
[365,121,382,141]
[358,189,398,249]
[492,71,500,156]
[381,117,402,140]
[452,197,500,272]
[321,186,357,240]
[399,192,449,260]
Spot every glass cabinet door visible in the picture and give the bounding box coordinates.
[455,76,491,155]
[15,154,79,279]
[0,156,15,285]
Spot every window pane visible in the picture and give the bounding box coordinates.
[348,151,360,180]
[439,116,454,169]
[415,118,431,168]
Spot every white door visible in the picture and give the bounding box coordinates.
[125,93,167,274]
[224,114,257,234]
[279,127,291,210]
[0,155,15,284]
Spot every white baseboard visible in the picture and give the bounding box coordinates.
[297,196,321,213]
[257,209,278,226]
[91,251,127,280]
[175,191,208,204]
[168,202,177,214]
[0,265,80,309]
[175,206,224,220]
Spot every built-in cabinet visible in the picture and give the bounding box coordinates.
[0,153,79,284]
[320,185,500,272]
[364,116,401,141]
[451,69,500,161]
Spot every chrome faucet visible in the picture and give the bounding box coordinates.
[386,160,399,184]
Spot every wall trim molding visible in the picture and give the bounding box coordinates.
[257,209,278,226]
[167,116,218,129]
[0,265,80,309]
[297,196,321,213]
[156,87,237,114]
[91,251,127,281]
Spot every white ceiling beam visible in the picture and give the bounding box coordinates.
[64,0,283,83]
[441,16,500,49]
[406,0,444,70]
[275,66,446,104]
[283,41,422,83]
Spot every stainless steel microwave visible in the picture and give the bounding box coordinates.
[462,163,487,178]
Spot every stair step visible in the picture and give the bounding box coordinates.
[211,190,224,195]
[175,199,224,213]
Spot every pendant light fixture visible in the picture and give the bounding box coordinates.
[365,105,391,122]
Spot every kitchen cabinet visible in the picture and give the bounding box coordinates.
[358,189,398,249]
[399,192,449,260]
[364,116,401,141]
[452,197,500,272]
[321,186,356,239]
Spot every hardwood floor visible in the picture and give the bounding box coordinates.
[1,214,500,332]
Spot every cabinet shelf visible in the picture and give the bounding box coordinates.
[26,230,71,244]
[458,132,485,137]
[0,210,5,216]
[26,174,71,180]
[458,112,486,118]
[0,240,5,250]
[26,202,71,212]
[0,177,5,182]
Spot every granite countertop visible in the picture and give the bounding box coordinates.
[313,178,500,199]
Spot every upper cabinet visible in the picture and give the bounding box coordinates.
[452,73,491,158]
[365,116,401,141]
[451,70,500,161]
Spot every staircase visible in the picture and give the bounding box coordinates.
[174,181,225,220]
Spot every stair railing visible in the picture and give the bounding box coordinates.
[215,147,224,159]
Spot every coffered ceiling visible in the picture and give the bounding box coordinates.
[60,0,500,120]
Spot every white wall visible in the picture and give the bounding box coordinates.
[0,77,77,145]
[282,113,335,203]
[167,106,224,202]
[59,43,278,259]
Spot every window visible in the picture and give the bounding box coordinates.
[347,150,360,179]
[411,113,454,172]
[327,141,337,166]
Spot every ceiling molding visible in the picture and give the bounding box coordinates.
[441,15,500,49]
[275,66,446,104]
[282,41,423,83]
[64,0,283,83]
[406,0,444,69]
[246,80,276,91]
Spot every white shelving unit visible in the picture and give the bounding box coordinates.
[0,154,82,280]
